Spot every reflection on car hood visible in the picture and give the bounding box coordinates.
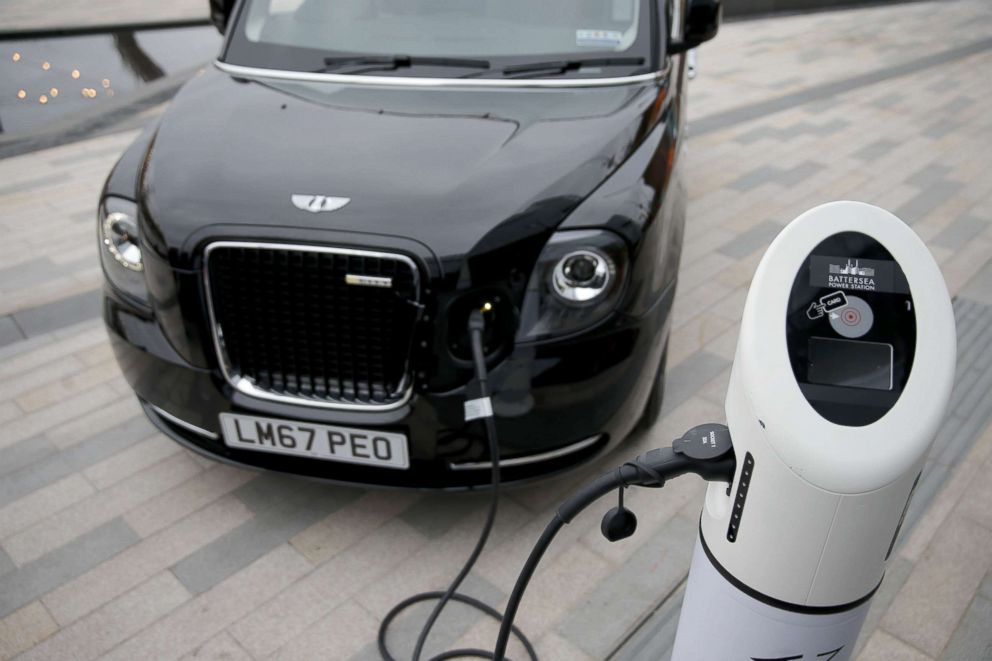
[142,68,660,265]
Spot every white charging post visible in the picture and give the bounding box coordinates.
[671,201,956,661]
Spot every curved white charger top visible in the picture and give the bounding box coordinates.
[701,200,956,608]
[735,200,955,494]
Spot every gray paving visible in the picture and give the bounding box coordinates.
[691,35,992,136]
[941,590,992,660]
[171,477,364,594]
[559,515,697,659]
[660,351,731,416]
[399,493,490,539]
[852,137,901,162]
[0,316,25,348]
[0,519,138,618]
[934,215,988,250]
[959,260,992,306]
[728,160,825,191]
[0,415,154,506]
[717,220,783,259]
[11,290,103,339]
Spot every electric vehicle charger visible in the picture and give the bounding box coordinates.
[669,201,956,660]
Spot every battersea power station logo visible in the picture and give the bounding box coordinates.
[809,255,908,295]
[827,259,877,291]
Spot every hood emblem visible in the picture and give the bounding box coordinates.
[291,194,351,213]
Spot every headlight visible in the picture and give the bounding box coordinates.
[516,229,628,342]
[98,196,149,303]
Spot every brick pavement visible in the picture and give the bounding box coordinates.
[1,0,991,659]
[0,0,207,34]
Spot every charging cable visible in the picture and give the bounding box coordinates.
[378,307,736,660]
[491,423,736,659]
[378,309,538,661]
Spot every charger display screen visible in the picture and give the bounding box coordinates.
[786,231,916,426]
[807,337,893,391]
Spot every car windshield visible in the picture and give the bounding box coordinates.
[223,0,656,78]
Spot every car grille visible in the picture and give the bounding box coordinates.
[204,242,420,409]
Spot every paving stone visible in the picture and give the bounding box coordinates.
[45,396,145,449]
[924,118,960,139]
[0,473,95,540]
[17,572,191,661]
[101,544,313,661]
[941,594,992,661]
[0,385,120,450]
[181,631,254,661]
[0,601,59,660]
[290,489,420,565]
[0,315,25,347]
[0,414,152,507]
[0,434,56,478]
[0,327,83,371]
[734,119,848,144]
[82,434,180,490]
[870,92,905,109]
[0,518,138,619]
[853,138,900,161]
[959,260,992,306]
[399,492,488,539]
[854,556,915,657]
[660,351,732,416]
[728,162,826,191]
[716,220,782,259]
[3,453,201,565]
[172,477,363,594]
[906,165,957,189]
[858,630,933,661]
[0,352,87,403]
[559,515,697,659]
[42,496,252,626]
[10,289,102,338]
[15,360,121,413]
[610,583,685,661]
[0,258,71,293]
[896,180,965,225]
[124,464,257,538]
[231,519,422,657]
[881,516,992,657]
[0,547,13,578]
[0,172,64,197]
[511,542,613,640]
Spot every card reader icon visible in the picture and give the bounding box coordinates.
[807,290,849,320]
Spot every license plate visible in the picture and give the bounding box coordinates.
[219,413,409,470]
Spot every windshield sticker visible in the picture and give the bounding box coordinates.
[576,30,623,48]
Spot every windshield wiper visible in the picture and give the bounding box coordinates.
[321,55,491,73]
[468,56,646,79]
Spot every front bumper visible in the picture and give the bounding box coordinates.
[104,283,674,489]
